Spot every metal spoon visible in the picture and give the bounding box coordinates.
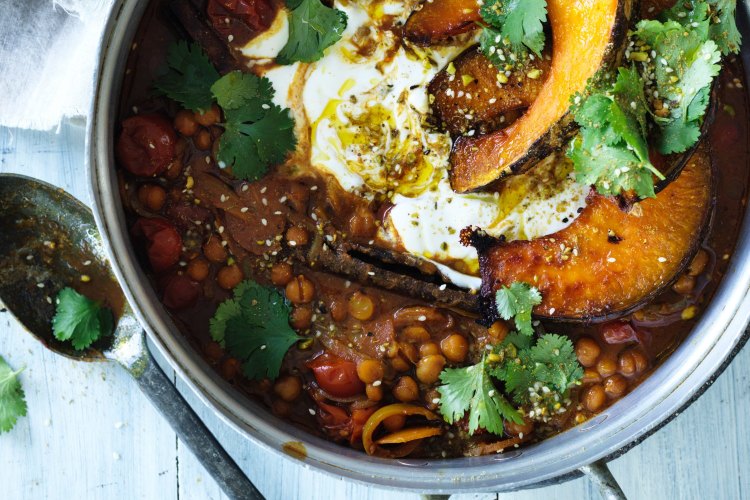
[0,174,262,500]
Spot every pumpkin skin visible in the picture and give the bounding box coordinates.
[403,0,482,46]
[450,0,636,193]
[464,147,714,323]
[428,48,552,137]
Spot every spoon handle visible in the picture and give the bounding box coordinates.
[134,348,264,500]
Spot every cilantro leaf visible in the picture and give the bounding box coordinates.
[277,0,348,64]
[568,68,664,198]
[494,282,541,336]
[218,105,297,181]
[210,280,302,380]
[663,0,741,55]
[480,0,548,59]
[0,356,27,433]
[210,71,274,111]
[634,20,721,154]
[438,355,522,435]
[490,334,583,409]
[52,287,114,351]
[154,41,219,113]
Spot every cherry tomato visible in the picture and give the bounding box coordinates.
[601,322,639,345]
[207,0,277,43]
[132,218,182,272]
[308,353,365,398]
[162,274,201,310]
[117,114,177,177]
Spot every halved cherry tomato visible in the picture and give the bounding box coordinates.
[132,218,182,272]
[117,114,177,177]
[207,0,277,44]
[163,274,201,310]
[308,353,365,398]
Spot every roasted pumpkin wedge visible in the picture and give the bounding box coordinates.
[429,48,551,136]
[464,148,714,323]
[403,0,482,46]
[450,0,635,193]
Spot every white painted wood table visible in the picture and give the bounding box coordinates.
[1,122,749,500]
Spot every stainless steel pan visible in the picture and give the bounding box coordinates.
[88,0,750,493]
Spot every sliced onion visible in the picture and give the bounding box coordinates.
[376,426,442,445]
[362,404,440,457]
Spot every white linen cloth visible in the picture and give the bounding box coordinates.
[0,0,114,130]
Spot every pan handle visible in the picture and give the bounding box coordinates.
[580,459,627,500]
[128,345,264,500]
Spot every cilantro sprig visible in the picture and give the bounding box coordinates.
[479,0,548,69]
[52,287,114,351]
[277,0,348,64]
[569,68,665,199]
[210,280,302,381]
[437,284,583,436]
[494,282,542,336]
[0,355,27,433]
[154,43,297,182]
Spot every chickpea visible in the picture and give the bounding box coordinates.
[390,356,411,372]
[419,342,440,357]
[672,274,695,295]
[357,359,385,384]
[416,355,446,384]
[286,226,309,247]
[383,414,406,433]
[164,157,183,180]
[187,257,210,282]
[366,383,383,401]
[488,321,509,342]
[402,326,431,343]
[583,384,606,412]
[329,298,348,322]
[604,374,628,399]
[348,205,377,238]
[174,110,199,137]
[221,357,242,380]
[290,305,313,330]
[393,376,419,402]
[575,337,601,367]
[203,236,228,263]
[203,341,224,363]
[194,128,212,150]
[399,342,418,364]
[217,265,243,290]
[688,250,709,276]
[274,375,303,402]
[272,399,291,417]
[504,417,534,437]
[270,262,294,286]
[582,368,602,384]
[440,334,469,363]
[137,184,167,212]
[618,349,648,377]
[285,275,315,304]
[596,356,618,378]
[348,291,376,321]
[194,104,221,127]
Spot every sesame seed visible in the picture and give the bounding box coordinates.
[658,256,667,262]
[607,257,616,263]
[372,380,382,387]
[418,315,427,321]
[308,408,316,415]
[241,207,249,213]
[261,218,268,226]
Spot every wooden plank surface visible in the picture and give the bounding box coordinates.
[1,123,749,500]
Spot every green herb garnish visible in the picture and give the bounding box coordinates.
[0,355,27,433]
[277,0,348,64]
[494,282,542,336]
[210,280,302,381]
[479,0,547,69]
[154,43,297,182]
[52,287,114,351]
[569,68,664,199]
